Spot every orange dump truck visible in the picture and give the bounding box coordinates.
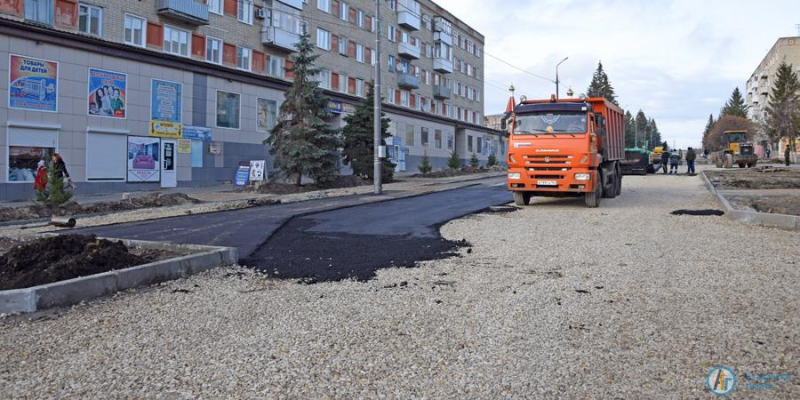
[506,96,625,208]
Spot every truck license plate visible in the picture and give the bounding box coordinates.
[537,180,558,186]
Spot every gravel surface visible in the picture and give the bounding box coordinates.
[1,167,797,398]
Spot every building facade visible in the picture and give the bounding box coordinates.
[0,0,503,200]
[745,36,800,156]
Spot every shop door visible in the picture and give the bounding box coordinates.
[161,140,177,188]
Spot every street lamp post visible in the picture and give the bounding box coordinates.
[373,0,382,195]
[555,57,569,99]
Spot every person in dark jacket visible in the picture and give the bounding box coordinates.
[661,150,670,174]
[669,150,680,174]
[51,153,76,189]
[686,147,697,175]
[787,145,792,166]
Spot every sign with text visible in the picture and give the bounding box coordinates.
[182,126,212,141]
[150,120,182,138]
[88,68,126,118]
[177,139,192,154]
[9,55,58,112]
[234,163,251,186]
[325,100,343,114]
[151,79,182,123]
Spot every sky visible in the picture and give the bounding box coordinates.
[434,0,800,148]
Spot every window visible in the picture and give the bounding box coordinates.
[421,128,429,147]
[401,90,409,107]
[317,69,331,89]
[356,44,364,63]
[477,137,483,154]
[434,130,442,149]
[388,25,396,42]
[447,133,454,150]
[318,0,331,13]
[316,28,331,50]
[388,55,396,72]
[422,14,431,30]
[356,78,364,96]
[405,124,415,146]
[238,0,253,24]
[387,87,395,104]
[257,98,278,132]
[271,10,303,34]
[24,0,52,25]
[124,14,145,47]
[9,146,53,182]
[356,9,364,28]
[163,26,190,57]
[338,1,348,20]
[338,35,347,55]
[216,91,241,129]
[267,55,284,78]
[208,0,222,14]
[468,135,473,152]
[236,46,251,71]
[78,3,102,36]
[206,37,222,64]
[339,74,348,92]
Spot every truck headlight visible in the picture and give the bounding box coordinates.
[508,173,521,180]
[575,173,591,181]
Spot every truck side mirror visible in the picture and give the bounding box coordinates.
[501,119,507,131]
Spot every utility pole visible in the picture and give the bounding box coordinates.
[373,0,382,194]
[555,57,568,99]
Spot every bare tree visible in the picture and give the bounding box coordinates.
[704,116,756,152]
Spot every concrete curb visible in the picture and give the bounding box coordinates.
[0,237,237,314]
[700,171,800,231]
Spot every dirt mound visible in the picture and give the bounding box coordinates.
[0,234,155,290]
[0,193,201,223]
[254,175,372,195]
[706,168,800,190]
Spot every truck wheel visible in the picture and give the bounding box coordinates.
[748,162,756,168]
[603,168,617,199]
[738,163,745,168]
[585,174,602,208]
[615,164,623,196]
[513,192,531,206]
[724,154,734,168]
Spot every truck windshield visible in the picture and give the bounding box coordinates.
[515,112,587,135]
[726,133,746,143]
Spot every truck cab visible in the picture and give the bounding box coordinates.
[506,97,625,208]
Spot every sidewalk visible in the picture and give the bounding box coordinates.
[0,172,506,237]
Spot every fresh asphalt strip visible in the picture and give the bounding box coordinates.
[67,179,512,281]
[242,184,513,282]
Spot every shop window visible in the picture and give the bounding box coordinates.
[434,130,442,149]
[405,124,415,146]
[257,98,278,132]
[8,146,53,182]
[421,128,429,147]
[216,91,241,129]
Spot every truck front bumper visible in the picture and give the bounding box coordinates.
[507,168,596,193]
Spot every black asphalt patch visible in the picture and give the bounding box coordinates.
[671,209,725,216]
[243,218,468,282]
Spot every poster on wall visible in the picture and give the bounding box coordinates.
[127,136,160,182]
[88,68,126,118]
[9,55,58,112]
[150,120,182,138]
[177,139,192,154]
[151,79,182,123]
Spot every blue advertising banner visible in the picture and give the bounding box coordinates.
[151,79,182,123]
[182,126,212,141]
[234,163,251,186]
[88,68,126,118]
[325,100,343,114]
[9,55,58,112]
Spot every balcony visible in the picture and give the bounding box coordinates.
[276,0,304,10]
[262,27,300,52]
[157,0,209,25]
[433,85,451,99]
[434,57,453,74]
[398,73,420,89]
[398,10,420,31]
[434,31,452,45]
[398,41,420,59]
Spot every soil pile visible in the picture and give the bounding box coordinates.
[706,168,800,190]
[254,175,372,195]
[0,193,201,223]
[0,234,152,290]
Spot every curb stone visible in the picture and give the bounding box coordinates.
[0,236,237,314]
[700,171,800,231]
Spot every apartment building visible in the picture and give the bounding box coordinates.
[0,0,503,200]
[745,35,800,155]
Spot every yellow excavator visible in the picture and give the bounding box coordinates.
[712,130,757,168]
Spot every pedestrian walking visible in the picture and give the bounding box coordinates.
[34,160,48,193]
[786,145,792,166]
[686,147,696,175]
[766,147,771,159]
[51,153,76,189]
[669,150,680,174]
[661,150,670,174]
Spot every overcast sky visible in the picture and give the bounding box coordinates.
[435,0,800,148]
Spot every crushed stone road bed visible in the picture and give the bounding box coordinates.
[1,170,798,398]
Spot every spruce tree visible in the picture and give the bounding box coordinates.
[418,150,432,175]
[447,149,462,169]
[702,114,716,147]
[45,164,73,206]
[341,82,395,182]
[586,61,618,105]
[765,61,800,149]
[264,28,342,186]
[624,111,636,148]
[635,110,648,148]
[470,153,479,169]
[721,87,749,119]
[487,153,498,167]
[647,118,662,150]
